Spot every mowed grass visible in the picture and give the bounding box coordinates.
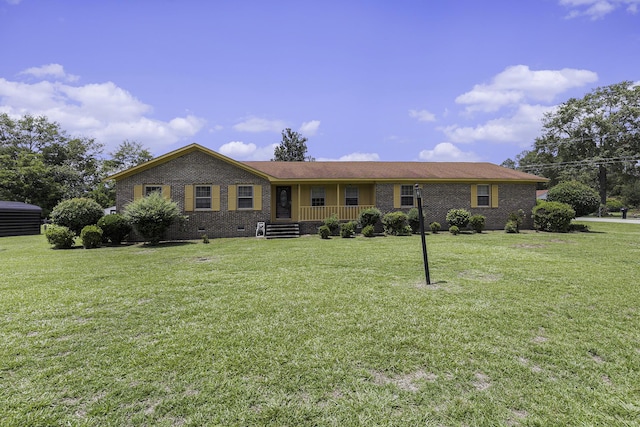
[1,223,640,426]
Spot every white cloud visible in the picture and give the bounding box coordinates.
[3,0,24,5]
[409,109,436,122]
[218,141,278,160]
[233,117,287,132]
[19,63,79,82]
[0,66,206,152]
[456,65,598,112]
[442,104,554,145]
[418,143,481,162]
[560,0,640,19]
[299,120,320,136]
[338,152,380,161]
[219,141,257,157]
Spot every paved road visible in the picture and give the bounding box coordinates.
[576,216,640,224]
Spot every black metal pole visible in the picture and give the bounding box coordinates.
[415,185,431,285]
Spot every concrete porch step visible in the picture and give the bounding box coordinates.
[266,223,300,239]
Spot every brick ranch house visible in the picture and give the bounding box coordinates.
[108,143,547,239]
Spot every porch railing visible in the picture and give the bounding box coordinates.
[299,205,375,222]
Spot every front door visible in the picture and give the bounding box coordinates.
[275,186,292,219]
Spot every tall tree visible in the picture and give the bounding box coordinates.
[508,82,640,204]
[103,140,153,174]
[272,128,311,161]
[0,113,104,214]
[93,140,154,208]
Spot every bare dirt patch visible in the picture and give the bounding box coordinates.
[371,369,436,392]
[473,372,491,391]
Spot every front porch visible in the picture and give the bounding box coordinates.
[270,183,376,223]
[297,205,375,222]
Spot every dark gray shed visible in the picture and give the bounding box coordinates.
[0,201,43,237]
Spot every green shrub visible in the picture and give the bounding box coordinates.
[429,222,441,233]
[202,234,210,244]
[382,211,409,235]
[123,192,185,245]
[50,197,104,235]
[97,214,131,245]
[318,225,331,239]
[606,198,623,213]
[469,214,485,233]
[362,224,375,237]
[358,207,381,228]
[547,181,599,217]
[45,224,76,249]
[407,208,421,233]
[449,225,460,235]
[446,208,471,229]
[323,214,340,236]
[532,201,575,232]
[401,225,413,236]
[80,225,103,249]
[504,220,519,233]
[340,221,356,238]
[506,210,525,232]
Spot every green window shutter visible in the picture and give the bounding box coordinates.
[491,185,499,208]
[184,185,194,212]
[133,185,143,201]
[470,185,478,208]
[212,185,220,211]
[254,185,262,210]
[228,185,237,211]
[393,185,401,209]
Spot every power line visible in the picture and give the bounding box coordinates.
[518,156,640,171]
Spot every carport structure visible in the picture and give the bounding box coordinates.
[0,201,42,237]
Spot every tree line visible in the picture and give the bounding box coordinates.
[0,113,152,215]
[502,81,640,207]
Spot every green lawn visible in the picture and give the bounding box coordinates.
[1,223,640,426]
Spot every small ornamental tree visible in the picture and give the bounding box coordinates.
[547,181,599,217]
[446,208,471,229]
[50,197,104,235]
[123,192,185,245]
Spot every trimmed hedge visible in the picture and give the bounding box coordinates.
[532,201,575,232]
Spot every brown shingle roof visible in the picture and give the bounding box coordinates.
[243,161,547,182]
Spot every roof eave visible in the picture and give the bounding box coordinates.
[105,143,274,182]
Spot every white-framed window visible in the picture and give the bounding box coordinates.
[237,185,254,209]
[345,186,359,206]
[477,184,490,207]
[400,185,414,207]
[144,185,163,196]
[311,186,325,207]
[195,185,212,209]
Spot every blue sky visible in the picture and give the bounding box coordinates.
[1,0,639,164]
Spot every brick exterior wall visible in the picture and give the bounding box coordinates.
[375,183,536,230]
[116,151,271,240]
[116,150,537,239]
